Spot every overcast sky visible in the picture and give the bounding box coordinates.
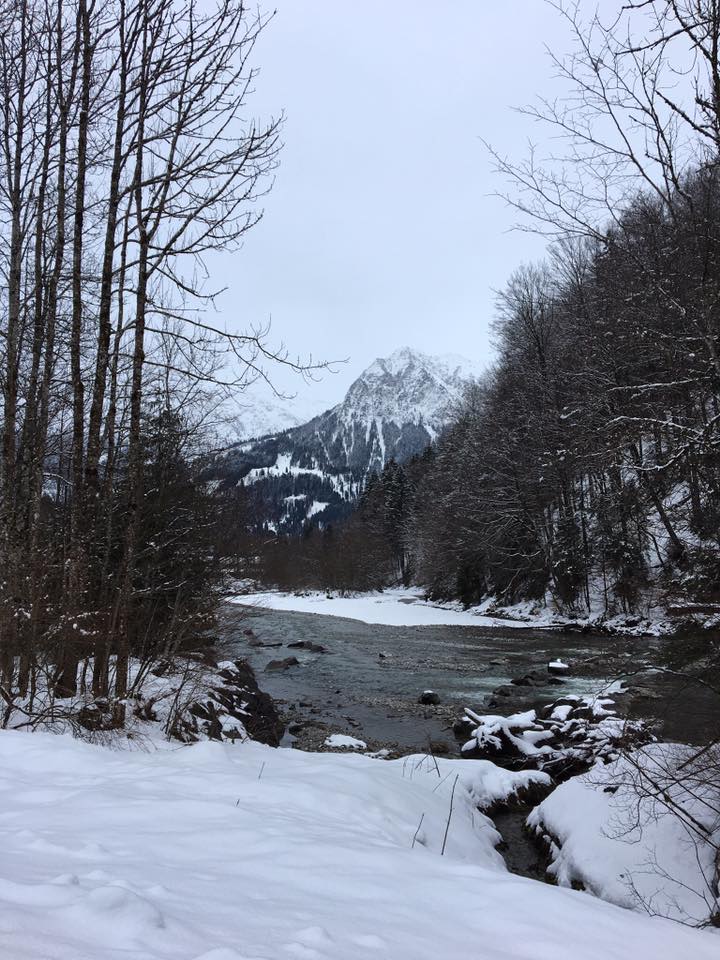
[211,1,578,417]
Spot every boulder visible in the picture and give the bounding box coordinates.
[210,659,285,747]
[510,670,549,687]
[287,640,327,653]
[418,690,441,706]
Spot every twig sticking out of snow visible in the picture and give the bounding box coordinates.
[441,775,459,856]
[412,813,426,849]
[432,771,455,794]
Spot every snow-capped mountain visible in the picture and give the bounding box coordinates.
[228,387,338,442]
[211,348,480,532]
[289,347,478,474]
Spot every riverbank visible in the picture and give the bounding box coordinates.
[235,587,690,636]
[215,603,720,925]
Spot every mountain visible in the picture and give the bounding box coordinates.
[211,348,480,532]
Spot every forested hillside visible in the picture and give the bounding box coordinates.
[413,171,720,613]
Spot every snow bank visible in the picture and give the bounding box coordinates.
[235,588,684,635]
[528,745,720,924]
[1,731,717,959]
[234,588,546,628]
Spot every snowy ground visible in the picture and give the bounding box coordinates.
[529,745,720,925]
[1,731,718,959]
[234,588,676,634]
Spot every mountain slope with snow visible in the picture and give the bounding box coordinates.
[230,396,305,441]
[212,348,480,531]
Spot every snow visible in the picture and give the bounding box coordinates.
[548,659,569,671]
[234,588,553,628]
[528,745,720,925]
[323,733,367,749]
[242,454,355,499]
[461,709,555,758]
[341,348,477,440]
[231,398,303,441]
[0,731,716,960]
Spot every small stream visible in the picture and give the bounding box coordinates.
[491,806,547,880]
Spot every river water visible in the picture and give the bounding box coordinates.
[221,604,717,751]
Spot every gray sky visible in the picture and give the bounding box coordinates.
[211,1,575,417]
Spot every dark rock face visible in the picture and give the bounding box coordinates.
[218,659,285,747]
[175,658,285,747]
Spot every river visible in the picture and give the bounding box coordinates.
[221,603,717,752]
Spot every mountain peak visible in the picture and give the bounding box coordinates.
[362,347,481,383]
[339,348,478,439]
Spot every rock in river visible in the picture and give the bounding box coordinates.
[265,657,300,672]
[418,690,441,706]
[287,640,327,653]
[548,659,569,675]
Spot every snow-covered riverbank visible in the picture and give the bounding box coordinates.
[1,729,717,960]
[234,588,676,635]
[234,587,563,629]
